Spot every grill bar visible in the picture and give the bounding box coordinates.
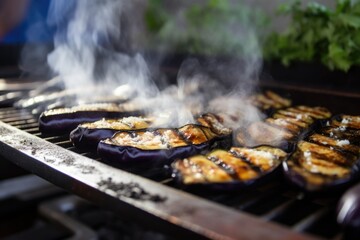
[0,107,345,239]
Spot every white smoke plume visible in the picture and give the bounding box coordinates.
[47,0,157,102]
[46,0,265,128]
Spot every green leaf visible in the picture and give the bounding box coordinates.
[337,14,360,28]
[327,43,352,71]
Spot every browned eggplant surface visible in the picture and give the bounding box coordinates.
[283,115,360,191]
[196,113,232,136]
[39,103,141,134]
[236,105,331,151]
[172,146,287,189]
[70,117,153,149]
[97,124,232,166]
[249,90,291,111]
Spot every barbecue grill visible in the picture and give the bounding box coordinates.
[0,76,359,240]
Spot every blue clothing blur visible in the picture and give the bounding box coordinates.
[1,0,55,44]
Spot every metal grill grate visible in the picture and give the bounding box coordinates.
[0,107,344,239]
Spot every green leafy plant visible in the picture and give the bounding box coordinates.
[264,0,360,72]
[144,0,267,56]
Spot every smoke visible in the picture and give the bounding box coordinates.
[45,0,265,128]
[147,0,266,126]
[47,0,157,102]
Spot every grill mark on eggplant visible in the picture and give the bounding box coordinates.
[229,147,281,172]
[207,150,260,180]
[295,106,331,118]
[285,106,331,119]
[265,118,301,135]
[249,91,291,110]
[308,134,360,157]
[298,153,351,177]
[331,115,360,130]
[207,155,239,179]
[275,110,314,124]
[272,114,309,128]
[172,146,287,186]
[298,141,356,168]
[264,91,292,107]
[319,127,360,145]
[182,156,233,184]
[196,113,232,136]
[177,125,208,145]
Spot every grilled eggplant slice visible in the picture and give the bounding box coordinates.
[319,127,360,145]
[196,113,232,136]
[39,103,141,134]
[308,133,360,156]
[236,122,295,151]
[330,115,360,130]
[249,90,291,112]
[283,140,360,192]
[97,124,231,167]
[235,105,331,151]
[172,146,287,190]
[70,117,153,149]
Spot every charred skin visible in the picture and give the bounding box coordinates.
[97,124,231,167]
[39,103,142,135]
[172,146,287,189]
[70,117,153,149]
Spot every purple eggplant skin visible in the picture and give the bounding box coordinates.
[282,149,360,193]
[97,140,208,168]
[39,109,141,135]
[70,127,118,150]
[338,183,360,227]
[97,127,232,168]
[337,183,360,239]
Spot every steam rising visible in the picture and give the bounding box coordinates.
[47,0,265,128]
[48,0,156,100]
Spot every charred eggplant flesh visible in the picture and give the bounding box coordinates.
[172,146,287,189]
[236,105,331,151]
[70,117,153,149]
[283,115,360,191]
[97,124,231,166]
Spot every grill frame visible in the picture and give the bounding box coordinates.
[2,76,359,239]
[0,107,323,240]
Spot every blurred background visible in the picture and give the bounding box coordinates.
[0,0,357,85]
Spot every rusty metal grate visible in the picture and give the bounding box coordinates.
[0,106,345,239]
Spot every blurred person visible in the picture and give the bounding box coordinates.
[0,0,54,43]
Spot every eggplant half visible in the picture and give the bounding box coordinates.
[283,114,360,192]
[70,117,153,149]
[39,103,142,135]
[235,105,331,151]
[249,90,291,113]
[97,124,232,167]
[172,146,287,190]
[196,113,232,136]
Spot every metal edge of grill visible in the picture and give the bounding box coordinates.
[0,107,321,240]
